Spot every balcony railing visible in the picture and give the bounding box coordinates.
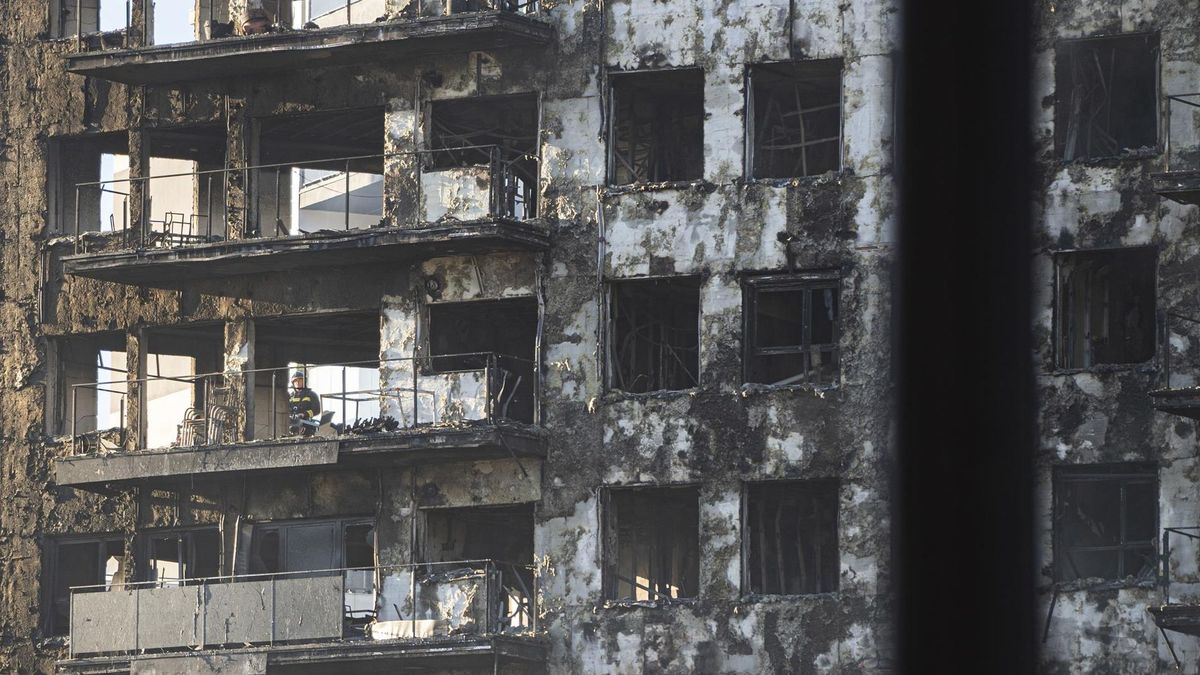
[68,559,539,658]
[68,0,542,53]
[68,352,538,455]
[69,146,537,256]
[1153,94,1200,205]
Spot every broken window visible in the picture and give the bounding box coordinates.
[242,518,375,621]
[1054,464,1158,583]
[144,324,224,449]
[44,536,125,635]
[608,69,704,185]
[1055,247,1156,369]
[604,486,699,601]
[245,517,375,574]
[142,528,221,586]
[425,94,539,220]
[748,60,843,178]
[255,107,384,236]
[608,277,701,393]
[744,272,840,386]
[1055,33,1159,160]
[427,297,538,422]
[46,332,127,440]
[48,133,128,235]
[253,312,381,439]
[745,481,839,595]
[51,0,125,38]
[423,504,535,628]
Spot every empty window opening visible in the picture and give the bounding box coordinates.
[609,69,704,185]
[748,60,842,179]
[608,277,701,393]
[423,503,535,628]
[426,297,538,423]
[745,481,839,595]
[1055,33,1159,160]
[45,536,125,635]
[256,108,384,236]
[605,487,699,601]
[145,324,224,449]
[1055,247,1156,369]
[253,312,381,439]
[744,273,840,386]
[142,528,221,586]
[52,0,127,38]
[425,94,539,220]
[150,0,203,44]
[49,133,127,234]
[48,332,127,441]
[1054,464,1158,584]
[291,0,386,29]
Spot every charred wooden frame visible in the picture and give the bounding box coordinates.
[742,271,840,386]
[1052,464,1158,585]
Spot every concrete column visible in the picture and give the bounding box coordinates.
[224,317,255,442]
[124,328,146,451]
[129,0,150,47]
[225,95,251,240]
[127,128,150,247]
[384,98,421,227]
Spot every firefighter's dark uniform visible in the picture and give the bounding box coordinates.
[289,386,321,436]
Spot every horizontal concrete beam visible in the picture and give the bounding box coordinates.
[64,12,555,86]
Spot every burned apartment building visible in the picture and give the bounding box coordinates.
[1033,0,1200,673]
[0,0,899,673]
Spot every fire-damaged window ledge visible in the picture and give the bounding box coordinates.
[738,591,842,603]
[597,598,698,612]
[59,220,550,288]
[739,171,855,189]
[1045,361,1156,378]
[1048,578,1157,594]
[601,179,718,198]
[737,382,840,397]
[57,635,548,673]
[54,423,547,491]
[1052,147,1161,166]
[62,12,556,86]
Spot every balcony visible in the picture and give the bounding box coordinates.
[1151,94,1200,206]
[1147,528,1200,669]
[60,146,546,287]
[59,560,544,673]
[54,353,544,490]
[1149,312,1200,419]
[62,1,554,86]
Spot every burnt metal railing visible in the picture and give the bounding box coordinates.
[71,0,543,53]
[69,352,539,454]
[71,145,536,255]
[68,559,540,658]
[1164,94,1200,174]
[1160,312,1200,391]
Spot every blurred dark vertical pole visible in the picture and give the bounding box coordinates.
[895,0,1035,672]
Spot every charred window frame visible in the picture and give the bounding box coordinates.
[139,527,222,586]
[743,272,840,386]
[242,516,375,575]
[607,276,702,394]
[602,486,700,602]
[43,535,126,636]
[1054,32,1160,161]
[607,68,705,185]
[1053,246,1156,370]
[45,332,128,438]
[746,59,844,179]
[743,480,839,595]
[1053,464,1158,585]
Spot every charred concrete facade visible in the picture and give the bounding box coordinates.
[1033,0,1200,673]
[0,0,897,674]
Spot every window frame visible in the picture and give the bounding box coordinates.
[1051,245,1157,371]
[742,271,842,387]
[744,59,846,180]
[138,526,223,586]
[241,515,375,576]
[604,275,703,394]
[1052,463,1159,586]
[741,479,841,597]
[605,67,706,186]
[1053,31,1162,162]
[601,485,701,603]
[42,534,126,636]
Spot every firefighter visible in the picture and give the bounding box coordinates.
[287,370,321,436]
